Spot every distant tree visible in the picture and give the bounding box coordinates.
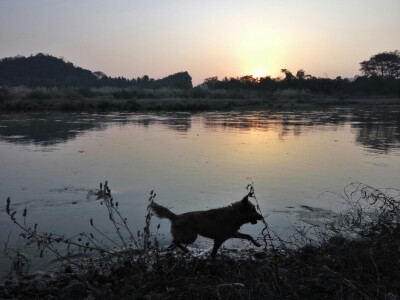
[204,76,218,88]
[281,69,294,81]
[296,69,307,80]
[136,75,149,87]
[93,71,107,79]
[259,76,276,91]
[360,50,400,79]
[144,72,192,89]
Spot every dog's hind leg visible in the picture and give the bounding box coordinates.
[233,232,261,247]
[166,243,177,251]
[211,239,224,259]
[173,240,189,253]
[171,225,197,250]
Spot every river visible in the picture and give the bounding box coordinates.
[0,108,399,274]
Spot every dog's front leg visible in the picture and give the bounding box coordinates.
[233,232,261,247]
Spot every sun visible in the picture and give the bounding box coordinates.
[252,69,268,78]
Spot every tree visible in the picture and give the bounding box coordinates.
[93,71,107,80]
[203,76,218,88]
[360,50,400,79]
[296,69,311,80]
[281,69,294,81]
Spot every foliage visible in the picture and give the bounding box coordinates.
[78,88,96,98]
[0,54,192,89]
[199,51,400,96]
[26,89,51,100]
[1,51,400,97]
[0,87,9,102]
[4,181,159,279]
[111,88,156,99]
[0,53,97,87]
[202,70,400,97]
[360,50,400,79]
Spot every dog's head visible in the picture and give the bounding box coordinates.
[241,195,263,224]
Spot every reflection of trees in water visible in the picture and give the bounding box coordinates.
[0,113,107,146]
[351,111,400,153]
[161,113,191,132]
[202,111,349,139]
[0,110,399,153]
[356,125,400,153]
[130,113,192,132]
[0,112,193,147]
[202,110,400,153]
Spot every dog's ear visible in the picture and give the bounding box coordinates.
[241,195,249,204]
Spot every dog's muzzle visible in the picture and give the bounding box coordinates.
[250,214,263,224]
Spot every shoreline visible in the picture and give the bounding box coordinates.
[1,86,399,112]
[1,96,400,113]
[1,230,399,299]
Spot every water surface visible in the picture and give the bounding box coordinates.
[0,109,399,273]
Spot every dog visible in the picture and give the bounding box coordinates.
[151,193,263,259]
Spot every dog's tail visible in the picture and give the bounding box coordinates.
[151,202,176,221]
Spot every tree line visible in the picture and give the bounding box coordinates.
[0,51,399,96]
[202,50,400,96]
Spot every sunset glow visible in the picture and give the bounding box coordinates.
[0,0,399,85]
[252,69,269,79]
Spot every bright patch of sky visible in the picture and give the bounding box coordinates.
[1,0,399,84]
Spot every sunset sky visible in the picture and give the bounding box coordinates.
[1,0,399,85]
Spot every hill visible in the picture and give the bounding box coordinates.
[0,54,192,89]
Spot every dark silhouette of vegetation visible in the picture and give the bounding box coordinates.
[143,72,192,89]
[360,50,400,79]
[0,87,9,102]
[0,51,399,113]
[0,54,97,87]
[0,54,192,89]
[202,68,399,97]
[199,50,400,97]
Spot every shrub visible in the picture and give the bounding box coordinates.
[60,101,85,111]
[78,87,96,98]
[112,89,135,99]
[97,100,112,110]
[189,87,206,98]
[0,87,9,102]
[274,88,312,100]
[124,99,141,111]
[26,89,51,100]
[112,88,157,100]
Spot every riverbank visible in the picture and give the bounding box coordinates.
[1,86,399,112]
[1,228,399,299]
[1,183,399,299]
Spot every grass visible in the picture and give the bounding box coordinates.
[1,182,400,299]
[1,86,399,112]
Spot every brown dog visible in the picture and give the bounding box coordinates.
[151,194,263,258]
